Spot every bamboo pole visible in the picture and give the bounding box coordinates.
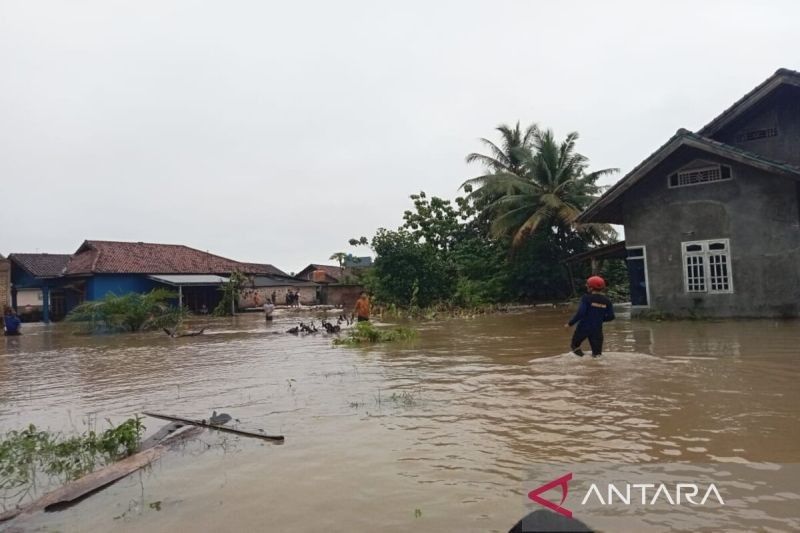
[141,412,284,442]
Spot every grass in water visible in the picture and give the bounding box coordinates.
[0,417,145,510]
[333,321,417,346]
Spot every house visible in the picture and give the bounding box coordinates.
[296,264,344,284]
[577,68,800,318]
[7,253,72,321]
[239,275,319,308]
[8,240,287,321]
[295,262,367,307]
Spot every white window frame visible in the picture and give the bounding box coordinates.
[625,245,650,308]
[681,239,734,294]
[668,164,732,189]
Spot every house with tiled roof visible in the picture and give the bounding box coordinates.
[577,68,800,317]
[295,259,371,307]
[7,253,73,320]
[7,240,292,321]
[296,264,344,284]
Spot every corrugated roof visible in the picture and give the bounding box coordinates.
[64,240,280,276]
[9,253,72,277]
[241,262,289,277]
[148,274,229,286]
[251,275,318,287]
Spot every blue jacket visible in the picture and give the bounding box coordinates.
[3,315,21,334]
[568,293,614,332]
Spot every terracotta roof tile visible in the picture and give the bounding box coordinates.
[64,241,281,276]
[9,253,72,277]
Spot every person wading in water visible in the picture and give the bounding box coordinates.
[565,276,614,357]
[353,291,370,322]
[3,306,22,336]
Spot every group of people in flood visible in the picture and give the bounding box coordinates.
[284,289,301,307]
[263,291,372,325]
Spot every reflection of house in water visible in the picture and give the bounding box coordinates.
[575,68,800,318]
[8,240,286,321]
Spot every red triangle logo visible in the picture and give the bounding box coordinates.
[528,473,573,518]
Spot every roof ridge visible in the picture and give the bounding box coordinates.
[697,67,800,136]
[90,242,101,273]
[578,130,800,223]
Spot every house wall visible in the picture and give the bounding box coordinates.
[624,151,800,317]
[321,284,364,308]
[85,275,159,300]
[239,285,318,307]
[16,288,42,308]
[713,86,800,166]
[0,257,9,310]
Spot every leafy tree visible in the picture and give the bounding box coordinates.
[367,229,454,307]
[466,127,617,249]
[214,271,248,316]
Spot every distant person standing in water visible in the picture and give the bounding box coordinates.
[263,299,275,322]
[3,306,21,336]
[271,291,277,305]
[565,276,614,357]
[353,291,370,322]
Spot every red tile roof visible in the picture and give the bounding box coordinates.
[64,241,283,276]
[9,253,72,277]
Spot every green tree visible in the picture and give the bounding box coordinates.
[466,127,617,249]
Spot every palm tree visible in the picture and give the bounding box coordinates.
[329,252,347,278]
[464,121,538,176]
[471,128,618,249]
[462,122,539,216]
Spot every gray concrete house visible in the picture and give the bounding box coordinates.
[578,68,800,318]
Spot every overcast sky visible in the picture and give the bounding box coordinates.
[1,1,798,274]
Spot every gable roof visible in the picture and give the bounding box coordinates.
[64,240,280,276]
[577,129,800,224]
[8,253,72,278]
[698,68,800,137]
[296,263,342,282]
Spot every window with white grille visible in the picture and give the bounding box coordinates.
[669,165,731,188]
[682,239,733,294]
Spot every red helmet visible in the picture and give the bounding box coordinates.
[587,276,606,290]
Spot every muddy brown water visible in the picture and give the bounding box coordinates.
[1,308,798,532]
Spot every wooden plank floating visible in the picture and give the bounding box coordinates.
[0,426,203,523]
[142,412,285,442]
[137,421,184,451]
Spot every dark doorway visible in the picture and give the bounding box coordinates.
[626,247,649,306]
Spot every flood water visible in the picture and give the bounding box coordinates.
[1,307,799,532]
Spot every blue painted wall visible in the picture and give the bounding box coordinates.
[85,275,159,300]
[10,264,43,289]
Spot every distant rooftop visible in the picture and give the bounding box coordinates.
[64,240,284,276]
[9,253,72,278]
